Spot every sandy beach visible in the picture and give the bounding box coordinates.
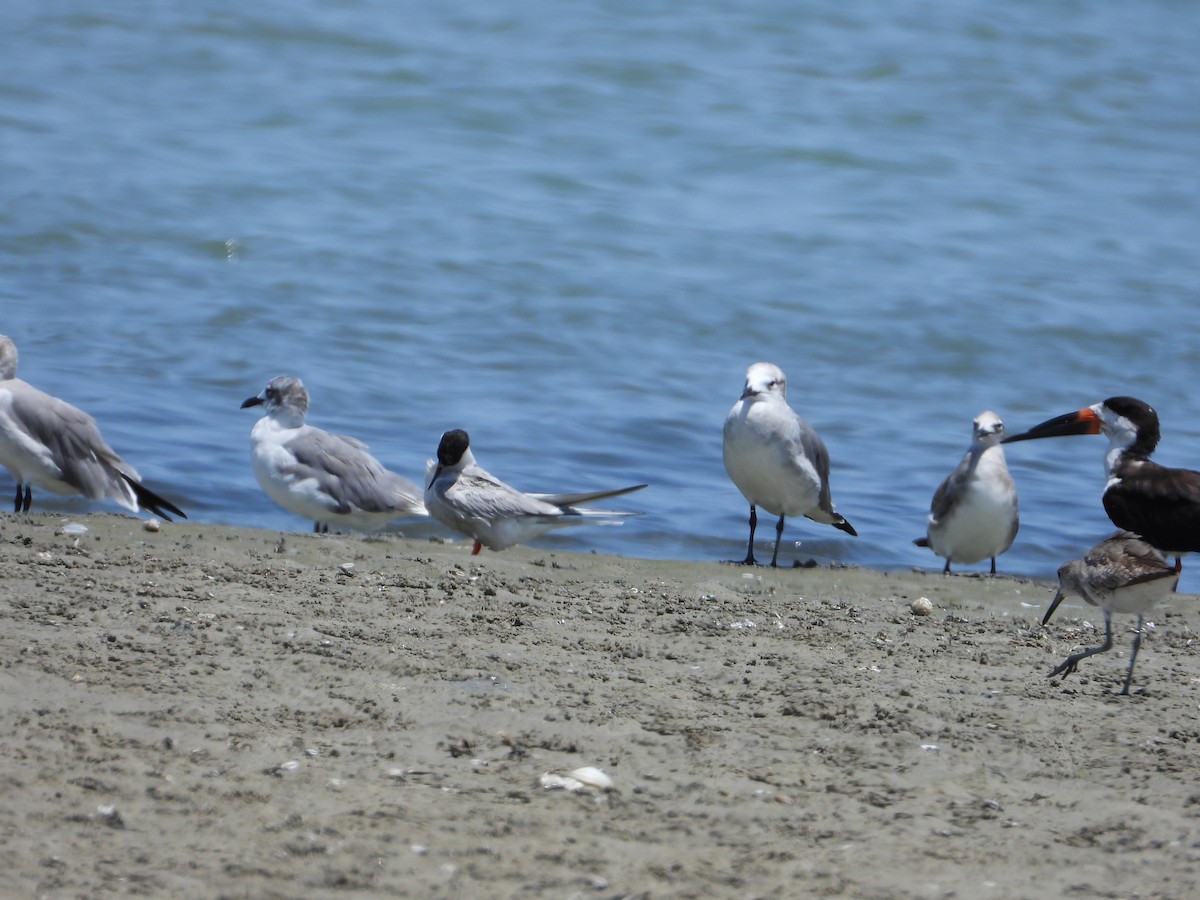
[3,512,1200,898]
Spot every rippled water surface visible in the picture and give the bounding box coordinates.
[4,1,1199,589]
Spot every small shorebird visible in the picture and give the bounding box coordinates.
[1042,530,1179,695]
[424,428,646,554]
[722,362,856,567]
[0,334,185,519]
[915,410,1018,574]
[1003,396,1200,570]
[241,376,426,533]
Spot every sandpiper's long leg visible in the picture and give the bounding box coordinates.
[1120,613,1145,696]
[1049,611,1115,682]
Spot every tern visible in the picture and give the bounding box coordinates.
[1042,530,1178,695]
[241,376,426,533]
[722,362,856,567]
[0,335,185,520]
[1003,396,1200,569]
[915,410,1019,574]
[424,428,646,554]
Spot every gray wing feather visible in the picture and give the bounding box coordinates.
[285,429,420,514]
[10,383,138,498]
[450,470,566,520]
[928,451,978,524]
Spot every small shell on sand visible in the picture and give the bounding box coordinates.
[911,597,934,616]
[143,518,161,532]
[538,766,614,792]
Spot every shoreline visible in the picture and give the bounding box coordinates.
[3,512,1199,897]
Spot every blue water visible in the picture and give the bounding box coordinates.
[4,1,1200,590]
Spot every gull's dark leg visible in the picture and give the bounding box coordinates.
[990,556,997,575]
[13,482,21,513]
[943,560,951,575]
[739,505,758,565]
[1121,613,1145,696]
[1049,611,1114,682]
[769,514,785,568]
[20,484,31,512]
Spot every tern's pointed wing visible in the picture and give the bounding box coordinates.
[527,483,647,508]
[445,469,567,520]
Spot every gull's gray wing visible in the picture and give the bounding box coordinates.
[284,427,422,515]
[7,380,139,495]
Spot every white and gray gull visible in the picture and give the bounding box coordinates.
[722,362,856,567]
[0,334,185,520]
[241,375,426,533]
[915,410,1019,575]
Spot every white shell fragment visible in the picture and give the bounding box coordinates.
[143,518,161,532]
[61,523,88,536]
[911,597,934,616]
[538,766,614,793]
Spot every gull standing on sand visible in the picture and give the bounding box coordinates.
[914,410,1019,575]
[424,428,647,554]
[241,376,426,533]
[722,362,856,567]
[0,334,185,519]
[1042,530,1179,695]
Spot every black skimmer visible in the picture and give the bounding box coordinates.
[0,334,185,520]
[1003,396,1200,569]
[915,410,1019,575]
[424,429,646,554]
[722,362,856,567]
[1042,530,1178,695]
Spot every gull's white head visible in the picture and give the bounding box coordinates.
[0,334,18,381]
[740,362,787,401]
[241,375,309,423]
[972,410,1005,446]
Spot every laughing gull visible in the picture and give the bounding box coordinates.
[0,334,185,519]
[915,410,1019,574]
[722,362,856,567]
[241,375,426,533]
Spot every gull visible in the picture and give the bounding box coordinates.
[914,410,1019,574]
[0,334,185,519]
[1004,396,1200,571]
[1042,530,1178,695]
[722,362,856,567]
[424,428,646,553]
[241,375,426,533]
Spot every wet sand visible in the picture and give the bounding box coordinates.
[2,513,1200,898]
